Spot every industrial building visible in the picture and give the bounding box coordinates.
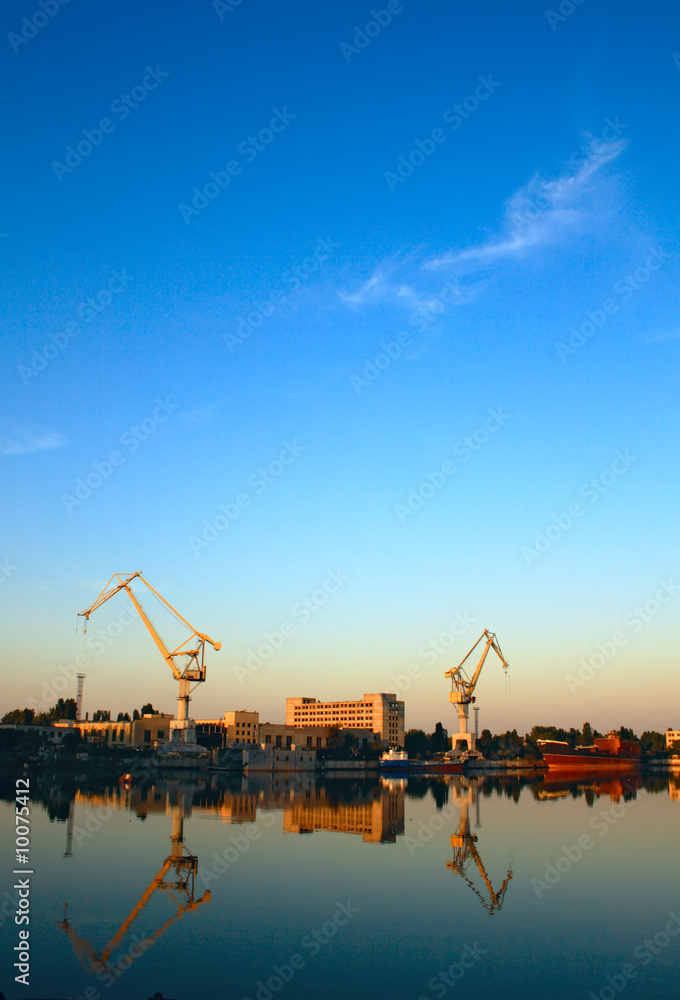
[286,693,405,747]
[53,713,172,747]
[195,710,379,750]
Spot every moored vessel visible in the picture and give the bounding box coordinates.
[379,747,409,770]
[537,731,641,771]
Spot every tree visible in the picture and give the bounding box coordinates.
[1,707,35,725]
[581,722,593,745]
[640,731,667,754]
[140,703,155,716]
[117,712,131,722]
[404,729,429,759]
[428,722,449,755]
[618,726,637,740]
[325,725,344,749]
[93,709,111,722]
[132,709,140,720]
[34,698,78,725]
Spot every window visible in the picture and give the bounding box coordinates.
[265,735,272,744]
[144,730,151,743]
[306,737,312,748]
[316,737,322,748]
[275,736,282,748]
[157,730,163,739]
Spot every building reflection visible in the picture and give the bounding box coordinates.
[282,781,404,843]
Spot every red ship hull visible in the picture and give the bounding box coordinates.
[539,753,640,771]
[537,734,641,771]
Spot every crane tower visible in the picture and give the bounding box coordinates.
[444,629,508,759]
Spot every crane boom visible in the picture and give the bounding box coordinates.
[444,629,508,759]
[77,572,221,746]
[445,629,508,697]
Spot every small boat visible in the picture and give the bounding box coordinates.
[379,748,409,770]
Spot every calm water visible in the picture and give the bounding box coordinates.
[1,767,679,1000]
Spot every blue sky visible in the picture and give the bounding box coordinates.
[1,0,679,734]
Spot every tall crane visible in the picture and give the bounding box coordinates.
[444,629,508,759]
[78,572,221,747]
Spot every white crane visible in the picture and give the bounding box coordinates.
[78,572,221,747]
[444,629,508,759]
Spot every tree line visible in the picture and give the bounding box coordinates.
[404,722,676,760]
[1,701,158,726]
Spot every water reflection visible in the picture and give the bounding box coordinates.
[60,781,210,984]
[1,767,678,995]
[533,771,643,803]
[446,779,513,916]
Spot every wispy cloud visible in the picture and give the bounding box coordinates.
[427,137,627,273]
[0,423,69,456]
[339,135,628,315]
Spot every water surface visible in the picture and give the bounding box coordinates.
[1,768,679,1000]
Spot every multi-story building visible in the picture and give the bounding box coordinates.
[286,693,405,747]
[258,721,376,750]
[224,710,260,744]
[666,729,680,751]
[194,709,378,750]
